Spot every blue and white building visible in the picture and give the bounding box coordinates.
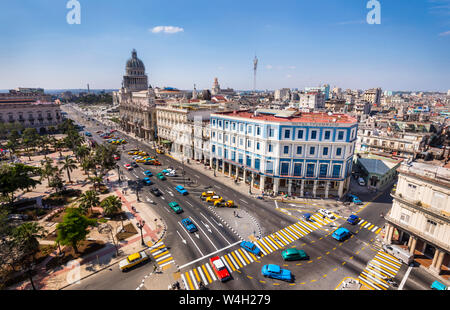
[209,109,358,198]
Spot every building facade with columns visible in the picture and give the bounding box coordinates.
[115,49,157,141]
[209,109,358,198]
[385,161,450,275]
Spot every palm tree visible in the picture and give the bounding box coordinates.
[12,222,45,261]
[39,135,51,158]
[60,155,77,184]
[75,145,90,164]
[40,158,59,185]
[81,155,96,178]
[100,195,122,217]
[78,190,100,215]
[88,176,104,192]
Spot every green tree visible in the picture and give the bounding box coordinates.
[48,174,64,193]
[22,128,40,160]
[6,130,21,161]
[94,144,118,175]
[12,222,45,261]
[40,158,59,185]
[100,195,122,217]
[78,190,100,215]
[74,145,90,164]
[55,208,97,254]
[60,155,77,183]
[0,163,41,204]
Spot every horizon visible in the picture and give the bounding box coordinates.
[0,0,449,92]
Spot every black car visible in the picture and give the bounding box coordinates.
[150,187,162,196]
[131,162,139,168]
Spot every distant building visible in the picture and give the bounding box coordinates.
[386,161,450,276]
[297,92,326,110]
[211,77,220,95]
[305,84,330,100]
[447,90,450,96]
[274,88,291,101]
[364,88,382,106]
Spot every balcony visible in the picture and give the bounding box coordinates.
[391,192,449,222]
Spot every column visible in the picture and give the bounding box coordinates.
[338,181,344,198]
[288,179,292,196]
[260,175,265,192]
[384,224,394,244]
[251,173,255,189]
[236,165,239,180]
[210,157,213,169]
[432,251,445,275]
[409,236,417,255]
[300,180,305,197]
[273,178,280,194]
[313,180,317,198]
[431,249,440,271]
[325,181,330,199]
[222,161,225,174]
[243,169,247,183]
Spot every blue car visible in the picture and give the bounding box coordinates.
[348,194,363,205]
[142,177,153,185]
[240,241,262,256]
[332,227,351,241]
[347,214,360,225]
[303,213,312,221]
[175,185,188,195]
[431,280,448,290]
[181,218,197,233]
[144,170,153,176]
[261,264,293,282]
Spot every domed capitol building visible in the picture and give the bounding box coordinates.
[113,49,157,141]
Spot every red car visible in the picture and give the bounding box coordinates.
[114,156,120,160]
[210,256,231,282]
[123,164,132,170]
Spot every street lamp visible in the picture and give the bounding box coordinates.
[136,220,146,246]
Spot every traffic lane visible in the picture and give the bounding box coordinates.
[400,266,436,290]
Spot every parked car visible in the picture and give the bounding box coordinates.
[346,214,360,225]
[431,280,448,290]
[206,195,223,204]
[168,202,183,214]
[214,200,235,208]
[318,209,335,219]
[175,185,188,195]
[119,251,149,271]
[181,218,197,232]
[200,191,216,200]
[358,177,366,186]
[84,131,92,137]
[210,256,231,282]
[281,248,308,261]
[240,241,262,256]
[261,264,293,282]
[382,244,415,265]
[332,227,351,241]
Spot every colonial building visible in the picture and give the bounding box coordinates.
[210,109,358,198]
[385,161,450,275]
[115,49,157,141]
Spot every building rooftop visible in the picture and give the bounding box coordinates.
[399,161,450,186]
[358,157,402,176]
[212,109,357,124]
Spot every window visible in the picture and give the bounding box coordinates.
[284,146,289,154]
[336,148,342,156]
[284,129,291,139]
[231,151,236,161]
[212,145,216,153]
[254,158,260,170]
[425,219,437,235]
[239,138,243,146]
[281,162,290,175]
[240,123,244,132]
[431,192,446,210]
[238,153,243,164]
[324,130,331,140]
[246,156,251,167]
[268,127,275,137]
[224,149,228,159]
[306,164,315,177]
[323,147,329,156]
[296,146,302,155]
[400,212,410,224]
[232,122,236,130]
[225,121,229,129]
[337,131,345,140]
[332,165,341,178]
[256,126,261,135]
[309,146,315,155]
[293,163,302,176]
[248,125,252,134]
[218,120,222,127]
[212,119,216,126]
[268,144,273,152]
[266,161,274,174]
[232,136,236,144]
[297,130,304,139]
[212,131,216,138]
[407,183,417,199]
[247,140,251,148]
[224,134,228,142]
[311,130,317,140]
[319,164,328,177]
[256,142,260,150]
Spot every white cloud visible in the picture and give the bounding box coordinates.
[265,65,273,70]
[151,26,184,34]
[439,30,450,36]
[286,74,292,79]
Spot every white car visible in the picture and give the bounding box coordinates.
[124,164,133,171]
[318,209,335,219]
[358,177,366,186]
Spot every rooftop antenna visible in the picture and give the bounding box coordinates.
[253,55,258,92]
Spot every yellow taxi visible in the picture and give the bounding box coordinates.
[156,148,165,154]
[214,200,235,208]
[206,195,223,204]
[119,251,149,271]
[138,151,148,156]
[200,191,216,200]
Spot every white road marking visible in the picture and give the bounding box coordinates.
[240,199,248,204]
[177,222,204,256]
[178,241,241,270]
[190,218,218,251]
[398,266,412,290]
[200,212,231,244]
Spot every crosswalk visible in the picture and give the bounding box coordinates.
[180,213,336,290]
[148,242,176,269]
[358,250,402,290]
[357,219,382,234]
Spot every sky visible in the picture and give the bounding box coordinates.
[0,0,449,92]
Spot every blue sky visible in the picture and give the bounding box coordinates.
[0,0,449,92]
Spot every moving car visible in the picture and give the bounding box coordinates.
[156,148,165,154]
[114,155,121,161]
[261,264,292,282]
[214,200,235,208]
[206,195,223,204]
[84,131,92,137]
[150,187,162,197]
[201,191,216,200]
[431,280,448,290]
[123,164,132,170]
[282,248,308,261]
[130,162,139,168]
[181,218,197,232]
[332,227,351,241]
[161,169,176,177]
[144,170,153,176]
[142,177,153,185]
[119,251,149,271]
[168,202,183,214]
[156,173,166,180]
[303,213,312,221]
[175,185,188,195]
[240,241,261,256]
[210,256,231,282]
[346,214,360,225]
[382,244,414,265]
[318,209,335,219]
[348,194,363,205]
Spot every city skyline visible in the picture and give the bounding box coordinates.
[0,0,449,91]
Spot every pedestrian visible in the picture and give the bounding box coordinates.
[175,281,180,290]
[323,214,326,220]
[153,265,157,273]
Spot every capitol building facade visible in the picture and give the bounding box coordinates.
[113,49,157,141]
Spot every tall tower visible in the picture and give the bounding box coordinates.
[253,55,258,92]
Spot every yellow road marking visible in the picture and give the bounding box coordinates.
[185,272,194,290]
[238,249,250,264]
[157,257,174,265]
[247,276,253,279]
[224,254,236,271]
[256,240,271,254]
[153,251,169,259]
[262,237,277,251]
[282,228,297,240]
[193,268,201,283]
[368,224,374,230]
[267,235,282,248]
[231,251,243,268]
[375,228,382,234]
[201,264,212,284]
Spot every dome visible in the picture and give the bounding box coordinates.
[126,49,145,70]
